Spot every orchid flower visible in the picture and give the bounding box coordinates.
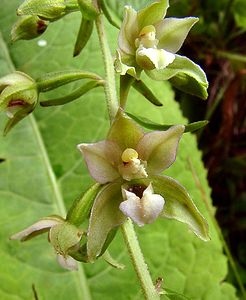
[10,215,82,271]
[114,0,208,99]
[77,110,209,262]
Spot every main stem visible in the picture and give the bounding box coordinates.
[95,14,118,123]
[95,13,159,300]
[122,219,160,300]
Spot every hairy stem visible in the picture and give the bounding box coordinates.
[95,13,159,299]
[95,14,118,122]
[121,219,160,300]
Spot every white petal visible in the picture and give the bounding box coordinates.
[119,196,144,226]
[10,217,63,241]
[120,184,165,226]
[57,254,78,271]
[136,46,175,70]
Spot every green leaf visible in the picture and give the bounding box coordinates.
[127,112,209,132]
[0,1,238,299]
[146,54,209,99]
[152,175,210,241]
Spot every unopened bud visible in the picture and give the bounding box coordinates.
[0,72,38,134]
[17,0,79,21]
[11,15,49,42]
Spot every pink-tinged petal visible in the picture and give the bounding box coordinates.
[155,17,199,53]
[136,125,185,174]
[118,6,138,55]
[87,182,126,262]
[107,109,144,150]
[10,216,64,241]
[137,0,169,29]
[77,140,121,184]
[57,254,78,271]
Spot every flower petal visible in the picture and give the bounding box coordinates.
[136,125,185,174]
[0,71,34,92]
[114,50,138,78]
[151,175,210,241]
[146,54,208,99]
[10,216,64,241]
[120,183,164,226]
[57,254,78,271]
[137,0,169,29]
[87,182,126,262]
[118,6,138,55]
[136,46,175,70]
[107,109,144,150]
[155,17,199,53]
[77,140,121,184]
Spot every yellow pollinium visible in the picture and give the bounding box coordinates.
[121,148,138,163]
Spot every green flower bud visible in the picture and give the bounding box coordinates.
[17,0,79,21]
[0,72,38,134]
[11,15,49,42]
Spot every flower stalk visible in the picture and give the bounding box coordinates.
[121,219,160,300]
[95,13,118,122]
[95,10,160,298]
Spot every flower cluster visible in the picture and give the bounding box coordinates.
[115,0,208,99]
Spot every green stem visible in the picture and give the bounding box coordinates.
[121,219,160,300]
[95,14,118,123]
[95,11,158,299]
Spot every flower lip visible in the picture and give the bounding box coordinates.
[127,184,148,198]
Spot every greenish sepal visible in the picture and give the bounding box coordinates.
[146,54,209,100]
[40,80,104,107]
[126,112,209,133]
[73,17,94,57]
[11,15,49,42]
[132,79,163,106]
[102,250,125,269]
[77,0,99,20]
[107,108,144,150]
[152,175,210,241]
[99,0,120,29]
[36,70,102,92]
[17,0,79,21]
[87,182,126,262]
[4,102,36,136]
[66,183,102,227]
[137,0,169,29]
[120,74,135,109]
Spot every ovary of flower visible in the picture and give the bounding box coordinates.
[119,148,148,181]
[120,183,165,226]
